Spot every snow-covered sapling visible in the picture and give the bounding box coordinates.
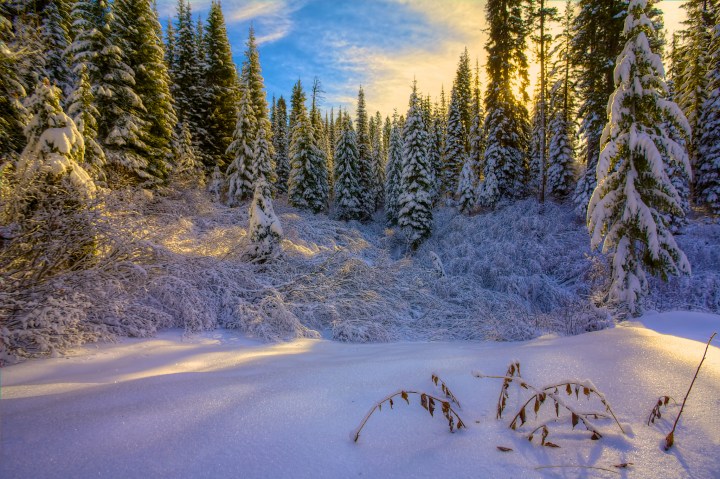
[245,180,282,262]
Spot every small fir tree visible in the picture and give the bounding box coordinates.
[66,64,106,180]
[246,180,282,262]
[273,96,290,194]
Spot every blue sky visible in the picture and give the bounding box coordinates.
[156,0,687,118]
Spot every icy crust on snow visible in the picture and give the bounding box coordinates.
[2,320,720,478]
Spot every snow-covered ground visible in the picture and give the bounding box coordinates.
[2,312,719,478]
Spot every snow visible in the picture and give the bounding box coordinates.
[2,314,719,478]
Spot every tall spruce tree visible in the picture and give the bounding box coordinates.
[242,26,272,155]
[385,115,403,225]
[468,60,485,182]
[370,111,385,210]
[66,64,105,179]
[454,47,473,148]
[443,86,465,197]
[226,79,256,206]
[113,0,177,181]
[41,0,73,97]
[397,83,434,249]
[333,113,364,221]
[587,0,691,315]
[479,0,531,206]
[203,1,239,169]
[288,80,327,213]
[356,86,373,217]
[273,96,290,194]
[694,6,720,212]
[546,0,577,199]
[170,0,208,166]
[572,0,626,214]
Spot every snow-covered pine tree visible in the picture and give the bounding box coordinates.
[675,0,717,172]
[15,79,95,216]
[12,79,97,273]
[479,0,530,207]
[66,64,105,179]
[457,153,478,214]
[695,13,720,213]
[170,0,208,168]
[226,80,256,206]
[333,113,364,221]
[443,86,464,198]
[113,0,177,182]
[572,0,626,215]
[454,48,473,148]
[40,0,73,98]
[252,121,275,192]
[587,0,691,315]
[203,1,239,169]
[527,93,546,195]
[385,115,403,225]
[468,60,485,183]
[8,1,45,97]
[246,179,282,262]
[273,96,290,194]
[397,83,434,250]
[546,0,577,200]
[370,112,385,210]
[0,6,27,160]
[288,80,328,213]
[310,78,329,201]
[71,0,154,185]
[356,86,373,217]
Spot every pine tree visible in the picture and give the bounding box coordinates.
[454,47,473,148]
[546,0,577,199]
[203,1,239,169]
[333,114,364,221]
[398,83,434,249]
[113,0,177,181]
[528,93,546,195]
[572,0,626,214]
[41,0,73,98]
[226,80,256,205]
[243,27,270,134]
[66,64,105,179]
[273,96,290,194]
[356,86,373,217]
[0,6,27,160]
[695,11,720,212]
[675,0,717,172]
[246,179,282,262]
[587,0,691,315]
[443,87,464,197]
[480,0,530,206]
[385,115,404,225]
[370,111,385,210]
[288,80,327,213]
[15,79,95,216]
[170,0,208,167]
[468,60,485,182]
[310,78,329,200]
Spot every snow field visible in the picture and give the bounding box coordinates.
[2,315,719,478]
